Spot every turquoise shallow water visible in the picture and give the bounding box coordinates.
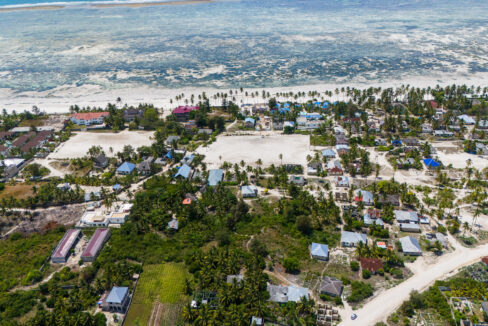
[0,0,487,92]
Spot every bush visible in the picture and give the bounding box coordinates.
[283,257,300,274]
[362,269,371,279]
[347,281,373,303]
[350,261,360,271]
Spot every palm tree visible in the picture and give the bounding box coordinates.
[279,153,283,165]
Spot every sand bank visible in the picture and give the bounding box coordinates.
[0,5,64,12]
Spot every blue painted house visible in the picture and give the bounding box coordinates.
[116,162,136,175]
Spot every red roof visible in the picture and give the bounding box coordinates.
[70,112,109,121]
[482,257,488,265]
[82,228,110,259]
[360,257,383,273]
[172,106,199,115]
[52,229,81,259]
[428,100,438,109]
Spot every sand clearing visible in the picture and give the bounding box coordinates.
[197,134,312,168]
[49,130,153,159]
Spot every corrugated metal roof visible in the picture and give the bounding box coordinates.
[106,286,128,304]
[52,229,81,259]
[82,228,110,259]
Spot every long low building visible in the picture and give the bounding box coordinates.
[81,228,111,262]
[52,229,82,263]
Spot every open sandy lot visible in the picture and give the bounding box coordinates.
[49,130,153,159]
[197,134,312,168]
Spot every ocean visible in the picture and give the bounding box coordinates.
[0,0,487,95]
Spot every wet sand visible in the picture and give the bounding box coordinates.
[0,5,64,12]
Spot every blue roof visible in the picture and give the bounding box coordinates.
[423,158,440,168]
[208,169,224,186]
[322,102,329,109]
[165,151,173,159]
[245,117,255,124]
[311,242,329,259]
[174,164,191,179]
[106,287,128,304]
[322,149,336,157]
[112,184,122,190]
[391,140,402,145]
[116,162,136,174]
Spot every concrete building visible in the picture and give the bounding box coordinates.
[310,242,329,261]
[103,286,130,312]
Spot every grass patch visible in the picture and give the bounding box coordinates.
[0,184,37,200]
[125,263,189,326]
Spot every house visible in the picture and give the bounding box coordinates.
[283,121,295,129]
[244,117,256,128]
[299,111,322,120]
[423,158,441,170]
[208,169,224,186]
[165,135,180,146]
[69,112,109,125]
[103,287,130,313]
[0,145,8,156]
[123,108,145,122]
[421,124,433,134]
[182,154,195,166]
[241,185,258,198]
[335,144,350,155]
[391,139,402,147]
[321,149,336,159]
[172,105,199,122]
[81,228,111,262]
[51,229,82,263]
[400,236,422,255]
[251,316,264,326]
[395,210,419,224]
[426,232,448,248]
[297,117,321,131]
[335,135,349,145]
[57,183,71,191]
[174,164,192,179]
[168,218,179,230]
[354,189,374,206]
[341,231,367,247]
[400,223,421,233]
[457,114,475,125]
[375,138,387,146]
[307,162,321,175]
[310,242,329,261]
[477,120,488,130]
[333,126,346,135]
[402,138,419,147]
[116,162,136,175]
[434,130,454,138]
[375,218,385,228]
[360,257,383,274]
[267,284,309,303]
[137,157,153,175]
[327,160,343,175]
[334,176,349,188]
[289,175,306,186]
[94,154,108,169]
[319,276,343,297]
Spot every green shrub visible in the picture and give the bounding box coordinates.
[283,257,300,274]
[362,269,371,279]
[350,261,360,271]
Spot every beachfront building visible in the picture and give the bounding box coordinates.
[69,112,109,126]
[244,117,256,128]
[81,228,111,262]
[172,105,199,122]
[51,229,82,263]
[102,286,130,313]
[208,169,224,186]
[116,162,136,175]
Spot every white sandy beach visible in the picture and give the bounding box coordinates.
[1,73,487,114]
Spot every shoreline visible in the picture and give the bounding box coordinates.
[1,75,487,114]
[0,0,210,12]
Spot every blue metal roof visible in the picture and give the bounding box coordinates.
[311,242,329,259]
[116,162,136,173]
[423,158,440,168]
[208,169,224,186]
[245,117,255,124]
[174,164,191,179]
[106,286,128,304]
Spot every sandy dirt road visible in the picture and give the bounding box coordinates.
[339,242,488,325]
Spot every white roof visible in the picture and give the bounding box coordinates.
[400,236,422,254]
[1,158,25,167]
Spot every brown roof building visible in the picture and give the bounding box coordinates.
[360,257,383,274]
